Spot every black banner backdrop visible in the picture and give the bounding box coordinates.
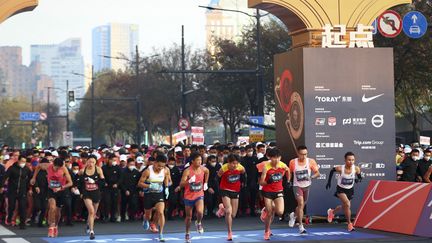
[274,48,395,215]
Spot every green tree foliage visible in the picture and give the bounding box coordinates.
[375,1,432,140]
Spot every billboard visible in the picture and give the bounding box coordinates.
[274,48,395,215]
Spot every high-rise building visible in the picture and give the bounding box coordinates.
[31,38,85,115]
[205,0,253,52]
[0,46,39,99]
[92,23,139,72]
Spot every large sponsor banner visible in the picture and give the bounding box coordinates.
[275,48,395,215]
[355,180,432,237]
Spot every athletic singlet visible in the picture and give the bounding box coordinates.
[144,165,165,194]
[219,163,244,192]
[262,161,287,193]
[47,164,66,189]
[84,167,100,192]
[184,166,204,200]
[337,165,355,189]
[293,158,311,188]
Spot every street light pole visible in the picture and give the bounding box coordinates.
[181,25,187,119]
[46,87,52,147]
[91,66,95,148]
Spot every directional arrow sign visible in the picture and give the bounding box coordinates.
[403,11,428,39]
[428,199,432,219]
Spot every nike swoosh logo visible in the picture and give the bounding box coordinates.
[362,93,384,103]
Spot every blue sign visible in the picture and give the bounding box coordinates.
[372,19,378,35]
[249,116,264,132]
[19,112,40,121]
[42,228,388,243]
[403,11,428,39]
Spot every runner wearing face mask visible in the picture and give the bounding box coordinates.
[240,145,259,217]
[325,152,362,232]
[205,155,221,219]
[1,155,33,229]
[119,158,140,222]
[167,157,182,220]
[417,150,432,182]
[102,154,121,222]
[399,149,420,182]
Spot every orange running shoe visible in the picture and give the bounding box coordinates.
[48,227,55,238]
[150,223,159,233]
[216,203,225,218]
[348,223,355,232]
[227,231,233,241]
[260,208,267,222]
[53,226,58,237]
[264,230,271,240]
[327,208,334,223]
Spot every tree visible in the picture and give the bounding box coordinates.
[375,1,432,141]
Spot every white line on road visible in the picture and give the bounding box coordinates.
[0,225,15,236]
[2,238,30,243]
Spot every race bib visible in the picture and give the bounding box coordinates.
[227,174,240,183]
[49,180,61,189]
[295,170,310,182]
[149,183,163,193]
[190,182,202,192]
[270,173,283,183]
[341,178,354,185]
[85,182,98,191]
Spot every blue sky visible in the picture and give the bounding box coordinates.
[0,0,215,65]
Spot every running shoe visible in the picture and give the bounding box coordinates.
[348,223,355,232]
[260,208,268,222]
[90,230,95,240]
[47,227,55,238]
[195,220,204,234]
[150,223,159,233]
[264,230,271,240]
[159,233,165,242]
[86,224,90,234]
[53,226,58,237]
[288,212,296,227]
[216,203,225,218]
[142,220,150,231]
[327,208,334,223]
[185,233,191,243]
[227,231,233,241]
[299,224,307,234]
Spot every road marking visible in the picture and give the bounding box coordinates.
[0,225,16,236]
[3,238,30,243]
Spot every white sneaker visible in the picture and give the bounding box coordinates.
[116,216,121,223]
[288,212,296,227]
[299,224,307,234]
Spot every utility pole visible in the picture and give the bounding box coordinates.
[135,45,141,144]
[46,87,51,147]
[181,25,187,119]
[256,8,264,116]
[31,95,35,147]
[66,79,69,131]
[91,66,95,148]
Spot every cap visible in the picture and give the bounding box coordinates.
[92,152,101,160]
[51,151,59,157]
[113,145,121,152]
[120,154,128,162]
[136,156,144,164]
[404,147,412,154]
[125,144,131,149]
[3,154,10,160]
[174,146,182,153]
[71,152,79,157]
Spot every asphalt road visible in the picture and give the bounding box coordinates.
[0,217,430,243]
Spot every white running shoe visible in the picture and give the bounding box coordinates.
[288,212,296,228]
[299,224,307,234]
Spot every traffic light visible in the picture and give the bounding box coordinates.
[68,91,76,107]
